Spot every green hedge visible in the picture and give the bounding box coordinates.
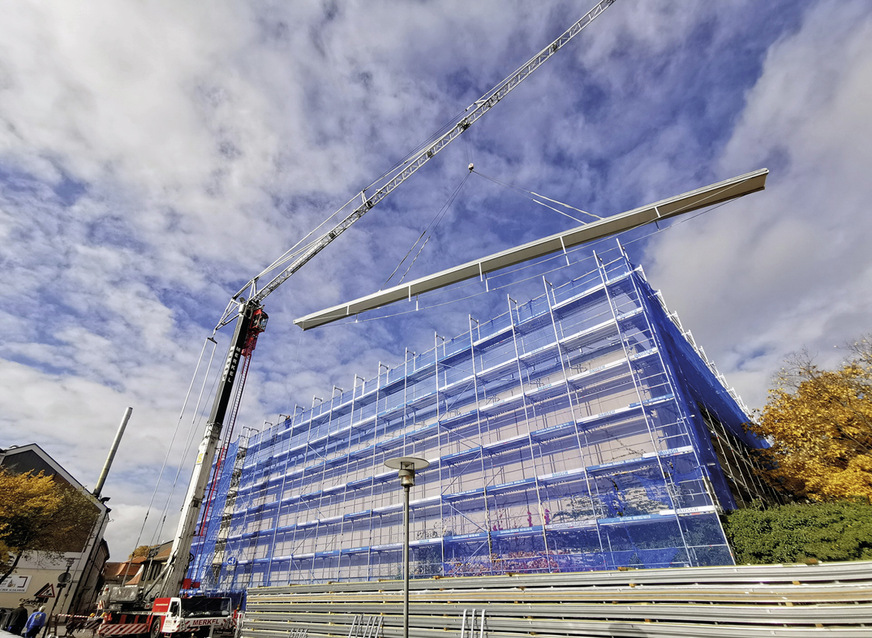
[723,500,872,564]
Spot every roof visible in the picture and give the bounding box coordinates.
[103,562,141,580]
[105,540,173,583]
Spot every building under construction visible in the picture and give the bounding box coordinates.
[187,244,773,593]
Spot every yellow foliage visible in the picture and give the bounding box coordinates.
[0,539,12,573]
[0,468,97,558]
[130,545,152,559]
[750,347,872,502]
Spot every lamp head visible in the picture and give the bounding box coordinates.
[385,456,430,488]
[398,466,416,487]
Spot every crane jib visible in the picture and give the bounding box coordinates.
[231,0,619,312]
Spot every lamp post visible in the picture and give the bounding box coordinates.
[384,457,429,638]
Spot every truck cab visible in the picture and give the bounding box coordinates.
[152,597,232,637]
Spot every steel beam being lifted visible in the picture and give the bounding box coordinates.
[295,168,768,330]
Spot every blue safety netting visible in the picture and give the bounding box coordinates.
[187,244,771,594]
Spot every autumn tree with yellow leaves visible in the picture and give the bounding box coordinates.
[130,544,152,559]
[749,339,872,502]
[0,468,98,586]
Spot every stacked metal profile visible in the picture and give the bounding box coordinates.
[188,244,775,594]
[240,561,872,637]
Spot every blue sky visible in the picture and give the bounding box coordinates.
[2,0,872,557]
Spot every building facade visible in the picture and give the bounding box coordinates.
[101,541,172,593]
[188,246,774,593]
[0,444,110,616]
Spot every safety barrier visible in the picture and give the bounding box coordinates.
[242,560,872,637]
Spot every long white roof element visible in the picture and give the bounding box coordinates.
[295,168,768,330]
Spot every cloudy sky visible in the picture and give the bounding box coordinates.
[2,0,871,558]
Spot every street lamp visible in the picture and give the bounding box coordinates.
[384,456,429,638]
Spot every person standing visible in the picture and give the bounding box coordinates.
[6,603,28,635]
[24,606,47,638]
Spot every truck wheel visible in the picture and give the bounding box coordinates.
[150,620,163,638]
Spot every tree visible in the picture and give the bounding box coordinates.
[0,538,14,577]
[749,340,872,501]
[130,545,152,559]
[0,467,98,586]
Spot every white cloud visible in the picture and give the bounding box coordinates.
[644,0,872,407]
[2,0,870,558]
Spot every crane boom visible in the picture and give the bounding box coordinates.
[161,0,618,601]
[217,0,616,329]
[157,305,267,598]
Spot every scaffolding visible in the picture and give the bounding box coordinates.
[188,244,773,593]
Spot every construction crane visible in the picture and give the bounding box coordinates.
[155,0,618,602]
